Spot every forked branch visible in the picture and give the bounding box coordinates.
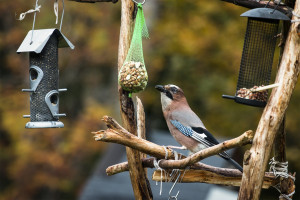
[93,116,254,170]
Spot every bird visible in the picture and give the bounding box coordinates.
[155,84,243,172]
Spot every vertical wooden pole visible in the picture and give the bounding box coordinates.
[275,1,296,197]
[274,117,286,162]
[238,1,300,199]
[118,0,152,199]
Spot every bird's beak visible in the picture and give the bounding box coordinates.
[155,85,166,93]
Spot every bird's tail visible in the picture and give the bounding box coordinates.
[226,157,243,172]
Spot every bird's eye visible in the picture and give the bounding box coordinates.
[171,87,178,93]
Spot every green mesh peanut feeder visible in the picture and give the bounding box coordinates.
[118,3,149,95]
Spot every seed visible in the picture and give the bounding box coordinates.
[118,61,148,93]
[236,85,268,102]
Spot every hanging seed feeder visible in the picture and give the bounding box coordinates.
[18,29,74,128]
[222,8,289,107]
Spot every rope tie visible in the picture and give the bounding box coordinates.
[291,11,300,23]
[163,145,169,159]
[279,191,295,200]
[154,146,169,196]
[17,5,41,21]
[269,157,295,200]
[168,151,189,200]
[153,158,166,196]
[154,146,188,199]
[54,0,59,24]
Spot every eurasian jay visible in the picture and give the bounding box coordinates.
[155,84,243,172]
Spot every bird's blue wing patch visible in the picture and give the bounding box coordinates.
[170,120,193,137]
[171,121,231,159]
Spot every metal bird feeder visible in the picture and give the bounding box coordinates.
[223,8,289,107]
[17,29,74,128]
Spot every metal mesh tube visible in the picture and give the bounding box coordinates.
[29,33,59,122]
[237,18,279,90]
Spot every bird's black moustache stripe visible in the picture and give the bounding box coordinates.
[166,91,173,100]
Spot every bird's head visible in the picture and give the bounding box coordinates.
[155,84,186,110]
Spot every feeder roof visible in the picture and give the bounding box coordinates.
[241,8,290,21]
[17,29,75,54]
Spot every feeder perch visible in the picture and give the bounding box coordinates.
[17,29,74,128]
[222,8,289,107]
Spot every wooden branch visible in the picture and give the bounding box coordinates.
[94,116,253,169]
[152,169,278,189]
[137,97,146,143]
[251,83,280,92]
[69,0,118,3]
[106,157,279,188]
[238,0,300,199]
[116,0,152,198]
[94,116,177,159]
[221,0,292,16]
[136,97,147,175]
[152,130,253,169]
[106,157,243,177]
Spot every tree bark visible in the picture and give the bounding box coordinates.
[238,1,300,199]
[117,0,152,199]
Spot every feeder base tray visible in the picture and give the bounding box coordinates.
[25,121,64,128]
[222,94,266,108]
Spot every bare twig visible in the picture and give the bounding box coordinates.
[106,157,243,176]
[221,0,292,16]
[69,0,118,3]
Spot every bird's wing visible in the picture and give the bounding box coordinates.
[171,108,205,128]
[170,120,230,159]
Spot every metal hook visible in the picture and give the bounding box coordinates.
[132,0,145,5]
[265,0,272,8]
[271,0,282,14]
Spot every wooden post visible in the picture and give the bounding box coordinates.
[118,0,152,199]
[275,1,295,198]
[238,0,300,199]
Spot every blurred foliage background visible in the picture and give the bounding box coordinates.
[0,0,299,199]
